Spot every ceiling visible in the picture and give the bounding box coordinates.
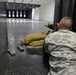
[6,0,52,10]
[7,0,52,5]
[4,0,53,10]
[6,2,40,10]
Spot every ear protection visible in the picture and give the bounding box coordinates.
[57,23,60,28]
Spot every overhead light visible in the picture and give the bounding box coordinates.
[20,4,22,6]
[32,5,34,8]
[26,4,28,7]
[7,3,8,5]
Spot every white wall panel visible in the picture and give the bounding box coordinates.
[32,7,39,20]
[39,0,55,22]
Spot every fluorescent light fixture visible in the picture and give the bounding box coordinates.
[7,3,8,5]
[32,5,34,7]
[20,4,22,6]
[26,5,28,7]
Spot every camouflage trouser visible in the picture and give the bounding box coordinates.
[48,55,76,75]
[48,65,76,75]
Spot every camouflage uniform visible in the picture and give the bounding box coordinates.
[45,30,76,75]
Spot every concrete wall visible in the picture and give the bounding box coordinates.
[39,0,55,22]
[0,1,7,56]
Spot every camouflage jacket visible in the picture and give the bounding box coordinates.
[45,30,76,75]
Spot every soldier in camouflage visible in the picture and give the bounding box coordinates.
[45,17,76,75]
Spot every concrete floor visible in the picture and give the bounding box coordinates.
[7,18,49,55]
[0,18,50,75]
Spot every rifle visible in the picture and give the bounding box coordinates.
[44,23,58,32]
